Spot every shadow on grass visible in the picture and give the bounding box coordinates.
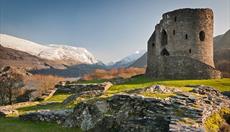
[17,102,63,113]
[0,117,82,132]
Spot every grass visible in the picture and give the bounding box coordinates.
[6,92,81,132]
[78,79,108,84]
[0,117,82,132]
[17,103,64,115]
[106,76,230,94]
[44,93,72,102]
[16,93,73,114]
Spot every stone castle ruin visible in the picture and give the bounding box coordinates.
[146,8,221,79]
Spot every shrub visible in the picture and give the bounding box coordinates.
[23,75,64,96]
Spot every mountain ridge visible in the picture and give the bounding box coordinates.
[0,34,98,66]
[110,50,146,68]
[0,45,66,70]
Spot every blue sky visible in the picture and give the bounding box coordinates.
[0,0,229,63]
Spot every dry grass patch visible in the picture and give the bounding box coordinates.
[82,67,145,80]
[24,74,64,95]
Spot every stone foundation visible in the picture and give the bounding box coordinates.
[146,56,221,79]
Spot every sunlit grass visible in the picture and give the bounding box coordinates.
[44,93,72,102]
[16,93,73,114]
[17,103,63,115]
[106,76,230,94]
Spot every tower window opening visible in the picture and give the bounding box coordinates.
[174,16,177,22]
[189,49,191,53]
[173,30,175,35]
[199,31,205,41]
[185,34,188,39]
[152,43,155,47]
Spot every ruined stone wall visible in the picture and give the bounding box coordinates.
[146,8,221,79]
[147,56,221,79]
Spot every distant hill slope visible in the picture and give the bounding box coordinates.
[0,45,65,70]
[130,29,230,77]
[110,50,146,68]
[214,29,230,77]
[129,52,147,68]
[0,45,107,77]
[30,64,107,78]
[214,30,230,50]
[0,34,99,66]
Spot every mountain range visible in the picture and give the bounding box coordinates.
[0,34,145,77]
[0,34,98,66]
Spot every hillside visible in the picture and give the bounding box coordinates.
[0,34,98,66]
[110,50,146,68]
[214,30,230,50]
[0,45,65,70]
[214,29,230,77]
[129,52,147,68]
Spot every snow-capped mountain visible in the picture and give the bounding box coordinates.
[37,44,98,65]
[111,50,146,68]
[0,34,98,65]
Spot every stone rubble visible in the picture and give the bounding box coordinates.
[59,82,113,105]
[56,82,113,94]
[20,109,73,124]
[0,101,39,117]
[16,85,230,132]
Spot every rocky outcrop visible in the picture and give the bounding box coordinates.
[56,82,112,94]
[58,82,113,105]
[63,85,230,132]
[63,94,171,132]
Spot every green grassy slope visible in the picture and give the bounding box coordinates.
[107,76,230,94]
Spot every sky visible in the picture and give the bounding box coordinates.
[0,0,229,63]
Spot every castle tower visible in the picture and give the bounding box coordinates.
[146,8,221,79]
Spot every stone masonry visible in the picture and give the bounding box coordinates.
[146,8,221,79]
